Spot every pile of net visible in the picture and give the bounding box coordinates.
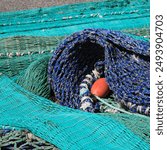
[0,0,150,149]
[0,32,150,149]
[48,29,150,115]
[0,75,149,150]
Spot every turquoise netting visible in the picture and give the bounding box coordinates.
[0,76,149,150]
[0,0,150,149]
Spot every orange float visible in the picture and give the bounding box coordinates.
[91,78,110,97]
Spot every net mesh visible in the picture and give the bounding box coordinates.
[0,129,58,149]
[0,76,149,150]
[0,0,150,149]
[0,0,149,38]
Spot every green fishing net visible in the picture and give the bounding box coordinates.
[0,0,150,149]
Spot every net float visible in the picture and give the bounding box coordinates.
[91,78,110,97]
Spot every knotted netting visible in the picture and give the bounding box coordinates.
[0,0,150,149]
[48,29,150,115]
[0,76,149,150]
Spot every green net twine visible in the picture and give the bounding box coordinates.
[14,55,150,145]
[0,0,149,38]
[0,129,58,149]
[0,36,64,77]
[0,0,150,148]
[100,113,150,144]
[0,76,149,150]
[16,55,51,99]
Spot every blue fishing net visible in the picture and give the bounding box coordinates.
[48,29,150,115]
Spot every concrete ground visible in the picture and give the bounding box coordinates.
[0,0,94,12]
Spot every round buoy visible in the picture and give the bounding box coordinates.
[91,78,110,97]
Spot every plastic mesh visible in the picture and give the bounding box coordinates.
[0,76,149,150]
[0,129,58,149]
[14,54,149,144]
[48,29,150,115]
[0,0,150,149]
[0,0,149,38]
[0,36,64,77]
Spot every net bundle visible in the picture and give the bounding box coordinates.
[0,0,150,149]
[48,29,150,115]
[0,76,149,150]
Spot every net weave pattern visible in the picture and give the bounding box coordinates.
[0,0,150,149]
[48,29,150,115]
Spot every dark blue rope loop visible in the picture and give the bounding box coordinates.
[48,29,150,115]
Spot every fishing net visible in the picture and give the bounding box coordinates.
[0,0,150,149]
[0,129,58,149]
[48,29,150,115]
[0,76,149,150]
